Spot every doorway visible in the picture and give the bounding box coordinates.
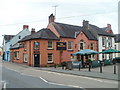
[34,54,40,67]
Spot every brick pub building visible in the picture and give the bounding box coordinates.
[10,14,108,67]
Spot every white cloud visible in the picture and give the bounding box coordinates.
[0,0,119,46]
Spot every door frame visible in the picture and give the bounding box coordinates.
[34,54,40,67]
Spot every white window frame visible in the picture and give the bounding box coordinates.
[108,37,112,47]
[17,52,19,59]
[68,41,73,50]
[23,53,28,63]
[48,40,53,49]
[102,37,106,47]
[91,43,94,50]
[14,51,19,60]
[48,53,53,63]
[79,40,85,50]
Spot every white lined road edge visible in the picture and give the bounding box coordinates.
[41,70,118,84]
[39,76,86,90]
[4,66,118,84]
[21,73,86,89]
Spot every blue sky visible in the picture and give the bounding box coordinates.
[0,0,119,46]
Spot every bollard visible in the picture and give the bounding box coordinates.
[89,63,91,72]
[79,63,81,71]
[100,61,103,73]
[114,63,116,74]
[62,66,64,70]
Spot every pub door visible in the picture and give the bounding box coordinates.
[34,54,40,67]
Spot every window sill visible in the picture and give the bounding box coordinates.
[47,62,54,64]
[67,50,74,52]
[23,61,28,63]
[47,48,54,50]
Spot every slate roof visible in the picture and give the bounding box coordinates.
[4,35,14,43]
[52,22,114,40]
[115,34,120,43]
[52,22,82,38]
[88,24,115,38]
[101,27,108,31]
[20,28,59,42]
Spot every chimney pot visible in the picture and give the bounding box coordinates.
[31,28,35,34]
[23,25,29,30]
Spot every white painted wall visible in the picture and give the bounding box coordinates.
[9,28,31,47]
[115,42,120,57]
[98,35,115,61]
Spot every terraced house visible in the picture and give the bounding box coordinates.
[3,25,31,62]
[10,14,115,67]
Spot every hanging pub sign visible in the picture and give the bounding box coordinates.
[56,42,66,50]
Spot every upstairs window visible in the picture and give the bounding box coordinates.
[48,40,53,49]
[68,41,73,50]
[91,43,94,50]
[34,42,39,50]
[108,37,112,47]
[19,36,21,39]
[102,37,106,47]
[79,40,85,50]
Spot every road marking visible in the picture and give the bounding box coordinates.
[42,71,118,84]
[39,76,86,89]
[4,66,118,85]
[39,77,48,83]
[47,71,62,75]
[21,73,86,89]
[4,67,20,73]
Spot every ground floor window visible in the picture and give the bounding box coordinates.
[48,53,53,63]
[109,53,112,59]
[23,53,28,63]
[14,51,19,60]
[102,54,107,60]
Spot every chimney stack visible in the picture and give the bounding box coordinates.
[107,24,111,30]
[83,20,89,29]
[49,14,55,23]
[23,25,29,30]
[107,24,113,34]
[31,28,35,34]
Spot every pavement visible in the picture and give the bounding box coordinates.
[2,60,119,81]
[38,66,119,81]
